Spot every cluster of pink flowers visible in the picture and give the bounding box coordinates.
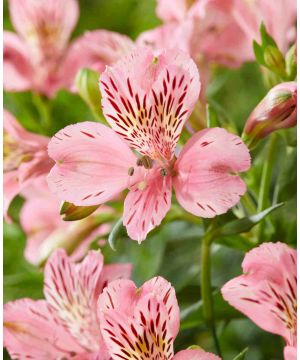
[4,242,297,359]
[4,249,220,359]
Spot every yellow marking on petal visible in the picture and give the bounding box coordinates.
[4,322,28,334]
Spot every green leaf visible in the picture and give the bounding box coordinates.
[215,234,255,252]
[218,203,284,236]
[180,291,242,330]
[233,347,249,360]
[60,201,100,221]
[260,23,277,48]
[253,40,265,65]
[108,218,125,251]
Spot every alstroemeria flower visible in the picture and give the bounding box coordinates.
[98,276,220,360]
[221,242,297,360]
[20,179,111,266]
[4,0,134,97]
[3,110,53,217]
[4,249,132,359]
[47,48,251,242]
[139,0,296,68]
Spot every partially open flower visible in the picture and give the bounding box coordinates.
[3,110,53,217]
[243,82,297,149]
[20,179,112,266]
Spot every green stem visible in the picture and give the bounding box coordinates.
[257,133,278,242]
[201,235,222,357]
[240,191,257,215]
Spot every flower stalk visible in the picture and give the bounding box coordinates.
[257,133,278,242]
[201,232,222,357]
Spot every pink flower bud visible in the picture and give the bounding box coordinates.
[243,82,297,148]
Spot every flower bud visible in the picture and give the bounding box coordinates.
[243,82,297,149]
[263,45,286,76]
[60,200,100,221]
[285,44,297,80]
[75,68,104,120]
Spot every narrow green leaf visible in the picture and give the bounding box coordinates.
[215,234,254,252]
[219,203,284,236]
[180,291,242,330]
[260,23,277,48]
[253,40,265,65]
[233,347,249,360]
[108,218,124,251]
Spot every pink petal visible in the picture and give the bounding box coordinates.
[47,121,140,206]
[173,349,221,360]
[136,22,193,55]
[4,298,84,359]
[173,128,251,217]
[3,171,20,221]
[100,47,200,160]
[20,188,63,265]
[140,276,180,338]
[4,109,49,147]
[284,346,297,360]
[98,276,179,359]
[3,31,33,92]
[98,279,138,316]
[123,169,172,242]
[44,249,104,352]
[221,242,296,347]
[9,0,79,57]
[99,264,133,292]
[156,0,188,22]
[62,30,134,91]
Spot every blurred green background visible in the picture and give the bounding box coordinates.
[3,0,296,359]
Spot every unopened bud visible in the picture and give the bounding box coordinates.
[264,45,286,76]
[75,68,103,120]
[60,201,100,221]
[243,82,297,149]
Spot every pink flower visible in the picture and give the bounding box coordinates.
[20,179,111,266]
[221,242,297,360]
[4,249,132,359]
[4,0,134,97]
[98,276,220,359]
[3,109,53,218]
[142,0,296,68]
[231,0,297,56]
[47,48,251,242]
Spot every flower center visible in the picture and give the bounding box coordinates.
[3,132,33,172]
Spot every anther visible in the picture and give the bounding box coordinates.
[136,156,153,169]
[128,167,135,176]
[160,168,168,177]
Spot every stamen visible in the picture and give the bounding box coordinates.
[160,168,168,177]
[136,156,153,169]
[153,56,158,64]
[128,167,135,176]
